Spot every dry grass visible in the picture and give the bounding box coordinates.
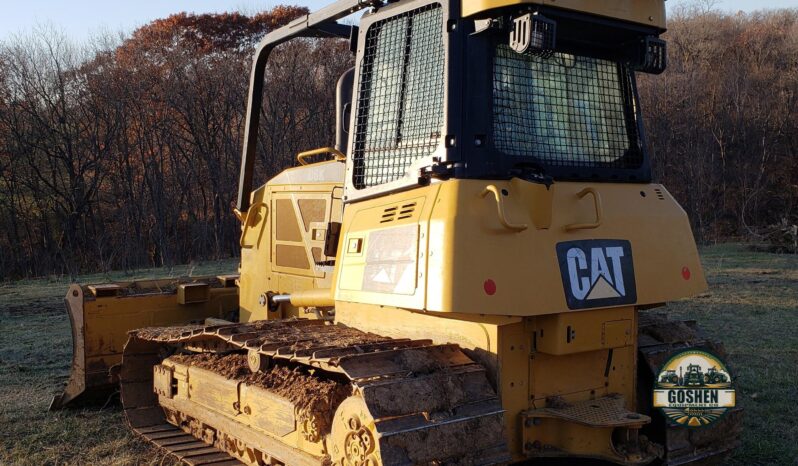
[1,246,796,465]
[0,260,237,466]
[666,245,798,465]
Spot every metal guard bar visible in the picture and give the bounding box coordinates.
[297,147,347,165]
[237,0,380,213]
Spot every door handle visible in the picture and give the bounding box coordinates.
[565,188,602,231]
[481,185,528,232]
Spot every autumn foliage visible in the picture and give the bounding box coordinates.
[0,6,351,278]
[638,7,798,248]
[0,5,796,279]
[119,6,308,55]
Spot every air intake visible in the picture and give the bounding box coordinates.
[397,202,416,219]
[380,202,417,223]
[380,206,398,223]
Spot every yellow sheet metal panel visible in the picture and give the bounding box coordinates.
[335,188,440,311]
[335,179,705,316]
[462,0,666,30]
[531,350,608,400]
[529,343,636,406]
[335,301,513,383]
[463,0,541,17]
[83,289,237,357]
[239,384,296,437]
[187,366,240,416]
[535,307,633,355]
[603,318,633,348]
[239,180,343,322]
[497,321,529,456]
[424,179,707,316]
[606,345,636,403]
[177,282,210,304]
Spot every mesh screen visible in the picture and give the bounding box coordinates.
[493,45,641,169]
[352,4,445,189]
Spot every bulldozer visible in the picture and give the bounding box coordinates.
[51,0,743,464]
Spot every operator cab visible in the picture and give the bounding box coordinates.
[344,0,667,202]
[236,0,668,213]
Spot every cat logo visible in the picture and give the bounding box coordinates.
[556,240,637,310]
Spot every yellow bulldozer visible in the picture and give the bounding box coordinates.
[51,0,742,464]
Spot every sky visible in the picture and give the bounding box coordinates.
[0,0,795,43]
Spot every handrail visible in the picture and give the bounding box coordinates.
[565,187,603,231]
[239,201,269,248]
[296,147,346,165]
[236,0,374,213]
[481,185,528,232]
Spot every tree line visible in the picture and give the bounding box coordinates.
[639,5,798,248]
[0,5,796,279]
[0,7,352,278]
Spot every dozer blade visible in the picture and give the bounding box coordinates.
[50,276,239,410]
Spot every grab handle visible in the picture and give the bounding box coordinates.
[481,185,528,232]
[239,201,268,249]
[565,188,602,231]
[297,147,346,165]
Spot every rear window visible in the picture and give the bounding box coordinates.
[493,45,642,169]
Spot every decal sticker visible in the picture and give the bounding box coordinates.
[361,224,418,295]
[653,349,736,427]
[556,239,637,310]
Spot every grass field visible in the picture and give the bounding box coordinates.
[1,245,796,465]
[0,260,238,466]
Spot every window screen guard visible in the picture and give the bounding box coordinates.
[352,4,445,189]
[493,45,642,170]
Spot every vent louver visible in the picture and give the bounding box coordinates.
[380,202,417,223]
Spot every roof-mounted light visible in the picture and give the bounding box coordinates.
[634,36,667,74]
[509,12,556,58]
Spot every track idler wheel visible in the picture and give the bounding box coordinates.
[331,397,381,466]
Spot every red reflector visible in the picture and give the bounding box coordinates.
[484,279,497,295]
[682,267,691,280]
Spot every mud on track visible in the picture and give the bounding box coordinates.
[169,352,351,434]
